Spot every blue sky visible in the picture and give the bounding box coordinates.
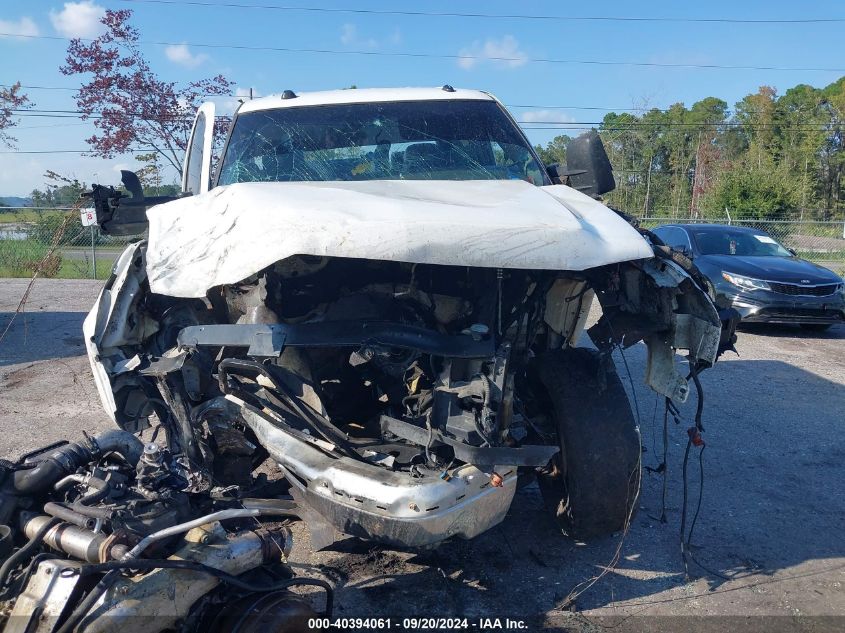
[1,0,843,196]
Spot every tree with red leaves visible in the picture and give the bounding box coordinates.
[0,82,32,148]
[60,9,232,174]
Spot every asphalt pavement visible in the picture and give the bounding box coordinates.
[1,278,843,632]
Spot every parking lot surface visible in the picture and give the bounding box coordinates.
[1,278,843,631]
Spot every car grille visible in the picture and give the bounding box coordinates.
[756,308,843,321]
[768,282,840,297]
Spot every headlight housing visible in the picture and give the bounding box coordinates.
[721,271,771,291]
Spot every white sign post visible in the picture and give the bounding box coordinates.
[80,208,97,227]
[80,207,97,278]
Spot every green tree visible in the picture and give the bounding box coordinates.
[30,172,86,208]
[701,159,800,220]
[819,77,844,217]
[775,84,826,218]
[597,77,845,221]
[534,134,571,166]
[687,97,729,216]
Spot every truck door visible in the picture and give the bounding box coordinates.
[182,102,216,195]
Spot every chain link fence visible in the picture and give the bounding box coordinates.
[637,216,845,275]
[0,209,134,279]
[2,208,845,279]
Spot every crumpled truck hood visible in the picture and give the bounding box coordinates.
[145,179,653,298]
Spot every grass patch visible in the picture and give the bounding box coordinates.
[0,209,67,223]
[56,258,113,280]
[0,239,116,279]
[0,258,113,280]
[0,239,55,277]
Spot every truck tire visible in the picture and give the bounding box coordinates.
[532,347,641,539]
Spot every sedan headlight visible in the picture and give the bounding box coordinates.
[721,271,771,291]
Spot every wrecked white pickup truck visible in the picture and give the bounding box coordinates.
[0,87,736,631]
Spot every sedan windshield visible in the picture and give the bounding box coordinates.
[691,229,793,257]
[217,100,547,185]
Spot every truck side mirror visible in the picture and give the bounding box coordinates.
[82,170,180,236]
[566,130,616,196]
[121,169,144,200]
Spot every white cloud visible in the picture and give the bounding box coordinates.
[519,109,575,124]
[0,16,40,39]
[457,35,528,70]
[49,1,105,38]
[340,23,356,45]
[164,43,209,68]
[339,23,379,49]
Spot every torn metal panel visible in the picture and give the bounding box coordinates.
[544,278,595,347]
[145,180,654,298]
[84,242,152,424]
[644,335,692,402]
[590,257,722,403]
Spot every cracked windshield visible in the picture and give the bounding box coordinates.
[218,99,547,185]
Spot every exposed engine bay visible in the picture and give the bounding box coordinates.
[0,240,734,631]
[77,236,731,547]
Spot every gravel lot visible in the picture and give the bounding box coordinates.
[1,278,844,632]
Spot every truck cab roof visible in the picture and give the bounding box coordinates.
[237,86,496,114]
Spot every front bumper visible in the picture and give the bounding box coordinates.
[724,288,845,325]
[236,401,518,549]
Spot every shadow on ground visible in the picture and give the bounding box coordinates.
[738,322,845,340]
[0,311,87,366]
[2,301,843,624]
[307,356,845,620]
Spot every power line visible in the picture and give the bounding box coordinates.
[9,110,836,131]
[9,109,227,122]
[0,84,78,92]
[0,150,114,154]
[2,33,842,73]
[114,0,845,25]
[0,82,838,116]
[0,85,657,111]
[510,104,664,112]
[13,122,92,130]
[522,124,835,130]
[0,85,833,117]
[0,84,677,112]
